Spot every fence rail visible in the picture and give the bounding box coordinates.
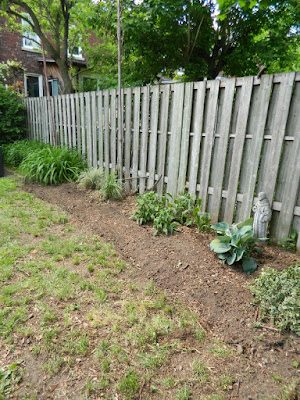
[25,72,300,247]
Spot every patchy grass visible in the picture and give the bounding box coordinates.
[0,177,244,399]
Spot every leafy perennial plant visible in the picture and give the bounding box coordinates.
[210,219,258,273]
[132,191,211,235]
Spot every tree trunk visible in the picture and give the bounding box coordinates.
[55,58,75,94]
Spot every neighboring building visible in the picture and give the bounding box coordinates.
[0,15,98,96]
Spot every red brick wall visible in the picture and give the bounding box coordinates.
[0,16,43,82]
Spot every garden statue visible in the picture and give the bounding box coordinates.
[253,192,271,242]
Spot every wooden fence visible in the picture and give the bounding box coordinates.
[25,72,300,247]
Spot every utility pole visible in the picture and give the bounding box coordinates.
[117,0,123,181]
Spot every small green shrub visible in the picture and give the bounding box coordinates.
[19,145,87,185]
[250,265,300,335]
[132,191,163,225]
[278,228,298,252]
[100,172,123,200]
[78,167,104,190]
[193,201,211,232]
[153,207,180,235]
[2,140,44,167]
[0,83,26,145]
[171,192,197,225]
[210,219,258,273]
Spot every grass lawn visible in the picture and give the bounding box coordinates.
[0,178,240,399]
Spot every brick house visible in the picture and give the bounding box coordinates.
[0,15,99,97]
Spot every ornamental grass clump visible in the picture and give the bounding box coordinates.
[19,145,87,185]
[210,219,258,273]
[78,167,104,190]
[100,171,123,201]
[250,265,300,335]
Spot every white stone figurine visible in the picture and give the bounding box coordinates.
[253,192,272,241]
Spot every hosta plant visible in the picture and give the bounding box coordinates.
[210,219,258,273]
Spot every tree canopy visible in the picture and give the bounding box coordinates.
[87,0,299,87]
[0,0,92,93]
[0,0,298,91]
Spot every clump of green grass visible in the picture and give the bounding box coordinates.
[2,139,45,167]
[19,145,87,185]
[100,171,123,201]
[117,370,139,399]
[176,385,192,400]
[78,167,104,190]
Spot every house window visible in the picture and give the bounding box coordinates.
[22,18,40,50]
[48,79,59,96]
[24,74,43,97]
[68,45,83,59]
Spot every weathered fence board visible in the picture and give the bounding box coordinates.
[24,72,300,247]
[124,88,132,191]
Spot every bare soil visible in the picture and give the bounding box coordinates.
[23,181,300,399]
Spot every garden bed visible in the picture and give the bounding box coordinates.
[21,180,300,399]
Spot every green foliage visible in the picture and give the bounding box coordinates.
[117,370,139,399]
[192,200,211,232]
[78,167,104,190]
[210,219,258,273]
[87,0,299,87]
[133,191,210,236]
[132,191,163,225]
[250,265,300,335]
[153,207,181,236]
[19,145,87,185]
[0,362,22,397]
[278,228,298,252]
[100,172,123,201]
[171,192,198,225]
[0,83,26,144]
[2,140,45,167]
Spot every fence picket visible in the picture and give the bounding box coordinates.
[239,74,273,221]
[259,73,295,203]
[147,86,159,189]
[223,76,253,224]
[132,87,141,190]
[103,91,110,172]
[97,91,104,170]
[157,85,170,197]
[198,80,220,209]
[209,79,236,222]
[75,94,81,153]
[124,88,132,190]
[80,93,86,155]
[177,82,193,194]
[139,86,150,193]
[91,91,98,167]
[166,83,185,198]
[188,81,206,196]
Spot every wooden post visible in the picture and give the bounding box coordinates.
[117,0,123,181]
[41,42,56,146]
